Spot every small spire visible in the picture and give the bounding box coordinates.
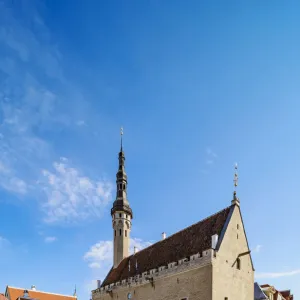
[120,126,123,151]
[232,163,240,205]
[73,285,77,297]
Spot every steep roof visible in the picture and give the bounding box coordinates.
[6,287,76,300]
[254,282,268,300]
[102,205,232,286]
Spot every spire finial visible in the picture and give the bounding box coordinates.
[233,162,238,192]
[120,126,123,151]
[232,163,240,205]
[73,285,77,297]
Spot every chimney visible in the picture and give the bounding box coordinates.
[211,234,218,249]
[162,232,166,240]
[23,290,29,298]
[97,280,101,289]
[31,286,36,291]
[134,246,138,254]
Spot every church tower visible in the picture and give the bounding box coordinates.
[111,128,133,268]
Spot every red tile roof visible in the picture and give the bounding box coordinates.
[0,294,8,300]
[280,290,293,300]
[102,205,232,286]
[6,287,76,300]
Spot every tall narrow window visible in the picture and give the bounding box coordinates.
[115,230,116,237]
[119,229,122,236]
[125,230,127,237]
[119,213,122,218]
[237,258,241,270]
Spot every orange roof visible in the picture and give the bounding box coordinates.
[0,294,8,300]
[6,287,76,300]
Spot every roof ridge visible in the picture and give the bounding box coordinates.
[7,287,76,298]
[126,205,231,260]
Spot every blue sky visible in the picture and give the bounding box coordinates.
[0,0,299,299]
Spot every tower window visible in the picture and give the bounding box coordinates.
[118,190,122,197]
[114,230,116,237]
[119,229,122,236]
[119,213,122,218]
[237,224,239,229]
[125,214,128,219]
[237,258,241,270]
[125,230,127,237]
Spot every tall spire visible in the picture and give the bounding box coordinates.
[111,127,133,218]
[232,163,240,206]
[111,127,133,268]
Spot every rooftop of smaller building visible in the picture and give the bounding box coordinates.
[6,287,76,300]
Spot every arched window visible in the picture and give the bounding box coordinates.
[125,230,127,237]
[237,258,241,270]
[119,229,122,236]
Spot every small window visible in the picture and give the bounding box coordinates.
[225,298,228,300]
[237,224,239,229]
[119,229,122,236]
[237,258,241,270]
[114,230,116,236]
[119,213,122,218]
[125,230,127,237]
[125,214,128,219]
[237,234,239,239]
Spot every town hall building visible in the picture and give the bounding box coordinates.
[92,133,254,300]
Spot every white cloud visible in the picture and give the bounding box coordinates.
[44,236,57,243]
[252,244,262,253]
[256,269,300,279]
[40,157,113,223]
[83,237,152,272]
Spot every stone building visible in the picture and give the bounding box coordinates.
[92,136,254,300]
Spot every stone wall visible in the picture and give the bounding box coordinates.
[93,249,213,300]
[212,204,254,300]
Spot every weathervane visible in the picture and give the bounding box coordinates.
[120,126,123,150]
[233,163,238,193]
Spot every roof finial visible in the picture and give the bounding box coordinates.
[234,163,238,192]
[232,163,240,205]
[120,126,123,151]
[73,285,77,297]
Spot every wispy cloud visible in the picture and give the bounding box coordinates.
[44,236,57,243]
[0,236,10,248]
[200,147,218,173]
[83,237,152,271]
[252,244,262,253]
[39,157,113,224]
[0,2,111,225]
[76,120,86,126]
[206,147,218,159]
[256,269,300,279]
